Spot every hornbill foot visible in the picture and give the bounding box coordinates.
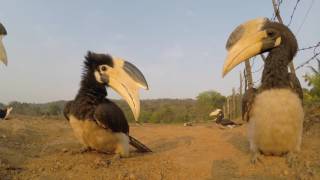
[71,147,92,154]
[79,147,93,153]
[251,152,262,164]
[104,154,121,165]
[286,152,299,168]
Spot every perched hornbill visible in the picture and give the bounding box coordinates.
[222,18,304,163]
[64,52,151,158]
[0,107,13,120]
[0,23,7,65]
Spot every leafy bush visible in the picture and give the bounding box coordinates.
[304,60,320,105]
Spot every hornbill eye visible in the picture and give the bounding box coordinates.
[267,31,275,37]
[100,66,107,72]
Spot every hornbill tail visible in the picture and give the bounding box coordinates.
[129,135,152,153]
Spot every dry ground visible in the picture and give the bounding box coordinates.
[0,116,319,180]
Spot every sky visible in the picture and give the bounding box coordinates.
[0,0,319,104]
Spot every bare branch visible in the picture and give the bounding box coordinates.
[272,0,283,23]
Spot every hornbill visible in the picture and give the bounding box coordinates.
[0,107,13,120]
[222,18,304,163]
[64,52,151,158]
[210,109,239,127]
[0,23,7,65]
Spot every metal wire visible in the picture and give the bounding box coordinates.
[287,0,301,27]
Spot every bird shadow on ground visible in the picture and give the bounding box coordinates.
[227,132,250,154]
[210,159,238,179]
[210,159,287,180]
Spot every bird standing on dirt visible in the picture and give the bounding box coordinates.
[212,109,239,128]
[222,18,304,164]
[0,22,8,65]
[64,52,151,158]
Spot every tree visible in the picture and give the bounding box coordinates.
[196,90,226,109]
[196,90,226,120]
[47,104,61,116]
[304,60,320,104]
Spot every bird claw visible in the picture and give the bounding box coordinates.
[286,152,299,168]
[71,147,92,155]
[251,152,262,164]
[105,154,121,165]
[79,147,92,153]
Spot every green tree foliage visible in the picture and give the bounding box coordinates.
[304,60,320,105]
[0,90,226,123]
[196,90,226,120]
[7,100,66,117]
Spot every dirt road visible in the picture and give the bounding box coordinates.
[0,116,319,179]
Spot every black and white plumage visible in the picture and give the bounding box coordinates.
[210,109,239,127]
[64,52,151,157]
[0,107,13,120]
[223,18,303,163]
[0,22,7,65]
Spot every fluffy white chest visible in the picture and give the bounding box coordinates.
[68,115,129,156]
[248,89,304,155]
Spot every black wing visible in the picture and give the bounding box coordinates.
[63,101,73,121]
[93,99,129,134]
[242,87,257,122]
[0,109,6,119]
[289,73,303,101]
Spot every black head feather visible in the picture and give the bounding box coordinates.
[84,51,114,70]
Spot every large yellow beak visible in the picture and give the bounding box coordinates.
[104,57,148,122]
[222,18,281,76]
[0,36,7,66]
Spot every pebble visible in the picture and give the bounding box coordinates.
[62,148,69,153]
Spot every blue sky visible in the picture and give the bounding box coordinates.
[0,0,319,103]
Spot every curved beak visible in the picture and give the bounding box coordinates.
[103,57,148,122]
[222,18,281,77]
[0,36,7,66]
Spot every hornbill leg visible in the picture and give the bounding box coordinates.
[250,141,262,164]
[250,151,262,164]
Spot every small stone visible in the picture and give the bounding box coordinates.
[62,148,69,153]
[283,170,289,176]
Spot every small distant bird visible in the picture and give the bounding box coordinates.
[0,107,13,120]
[222,18,303,164]
[0,22,8,65]
[64,52,151,158]
[211,109,239,128]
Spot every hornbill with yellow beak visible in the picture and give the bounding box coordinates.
[64,52,151,158]
[222,18,304,163]
[0,23,7,65]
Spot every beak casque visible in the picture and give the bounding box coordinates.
[105,57,148,122]
[222,18,281,77]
